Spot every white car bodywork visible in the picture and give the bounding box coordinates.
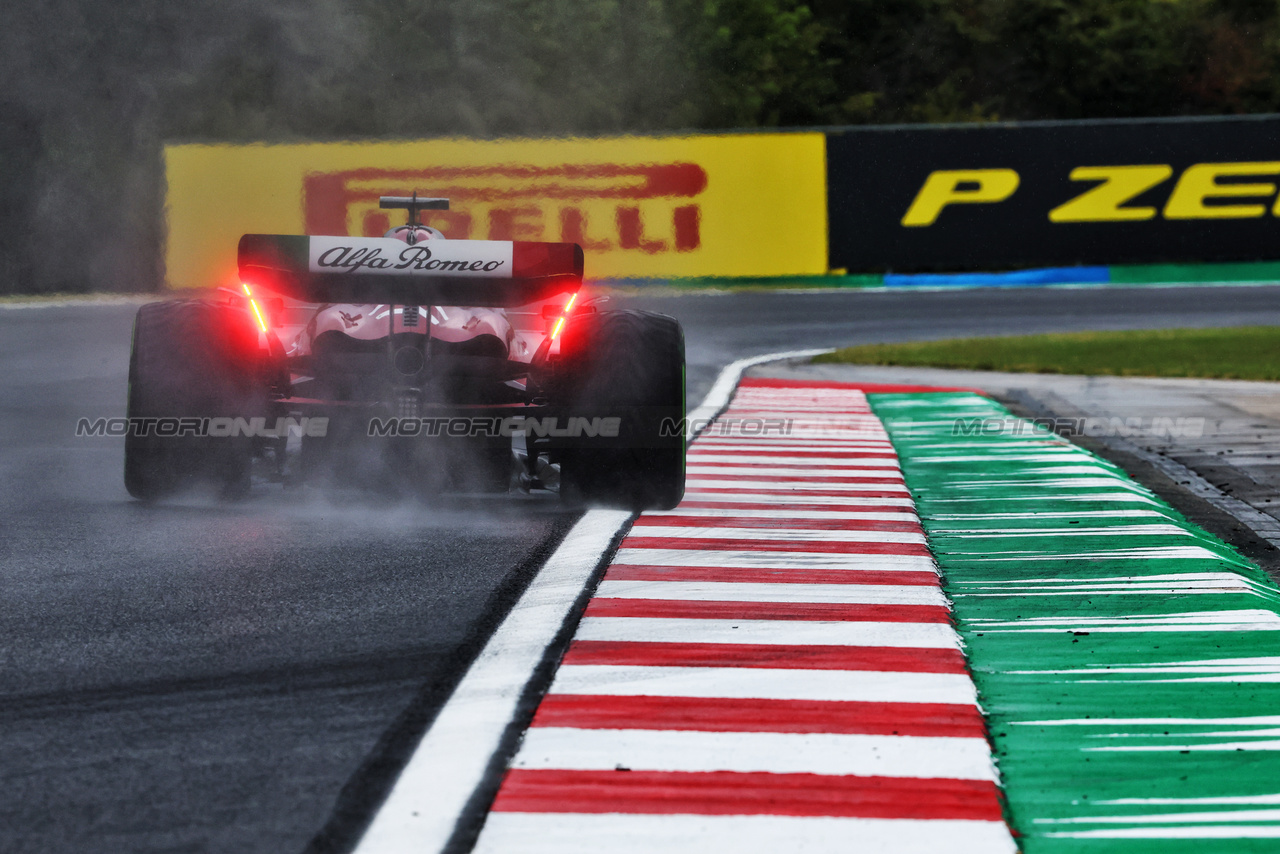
[288,303,535,363]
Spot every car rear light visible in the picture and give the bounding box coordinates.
[549,290,579,341]
[241,282,270,334]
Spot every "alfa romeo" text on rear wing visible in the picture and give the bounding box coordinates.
[238,234,583,305]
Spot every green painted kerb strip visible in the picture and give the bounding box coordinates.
[1109,261,1280,285]
[871,391,1280,852]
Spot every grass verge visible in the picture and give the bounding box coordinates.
[814,326,1280,380]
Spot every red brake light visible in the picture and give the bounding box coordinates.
[241,283,269,334]
[549,291,579,341]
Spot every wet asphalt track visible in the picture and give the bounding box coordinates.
[3,283,1280,853]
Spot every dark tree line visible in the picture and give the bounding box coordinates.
[4,0,1280,293]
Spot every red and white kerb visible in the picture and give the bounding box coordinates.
[473,379,1015,853]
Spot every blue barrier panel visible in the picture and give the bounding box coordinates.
[883,266,1110,287]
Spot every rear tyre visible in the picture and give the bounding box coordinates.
[124,299,266,500]
[555,309,685,510]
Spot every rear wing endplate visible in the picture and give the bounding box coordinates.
[238,235,583,306]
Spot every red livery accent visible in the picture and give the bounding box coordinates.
[492,769,1004,819]
[510,241,585,279]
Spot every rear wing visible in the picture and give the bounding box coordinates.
[238,234,583,306]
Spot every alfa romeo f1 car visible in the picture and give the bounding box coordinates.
[124,195,686,509]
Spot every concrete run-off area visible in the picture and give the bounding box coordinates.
[758,362,1280,560]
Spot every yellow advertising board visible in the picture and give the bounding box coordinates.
[164,133,828,289]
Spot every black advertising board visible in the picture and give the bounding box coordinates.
[826,115,1280,271]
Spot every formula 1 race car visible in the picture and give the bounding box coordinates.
[124,195,686,509]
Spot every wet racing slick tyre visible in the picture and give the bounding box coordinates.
[124,299,267,500]
[555,309,685,510]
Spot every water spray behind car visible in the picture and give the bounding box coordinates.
[123,192,687,510]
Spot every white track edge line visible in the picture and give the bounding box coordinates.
[351,508,631,853]
[352,347,833,854]
[685,348,836,440]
